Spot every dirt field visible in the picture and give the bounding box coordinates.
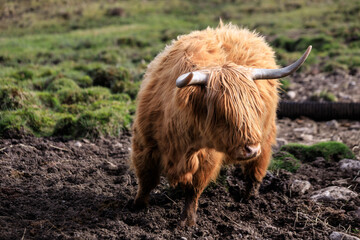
[1,68,359,240]
[0,120,359,239]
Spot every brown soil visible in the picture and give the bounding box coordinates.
[1,71,359,239]
[0,128,359,239]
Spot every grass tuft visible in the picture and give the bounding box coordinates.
[280,141,355,162]
[89,67,130,89]
[269,151,301,173]
[47,78,80,92]
[0,86,34,110]
[53,116,77,136]
[279,78,291,92]
[11,69,34,81]
[310,90,338,102]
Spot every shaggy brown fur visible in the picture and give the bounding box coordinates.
[131,23,279,226]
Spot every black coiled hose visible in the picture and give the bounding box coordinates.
[277,101,360,120]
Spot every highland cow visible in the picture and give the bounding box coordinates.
[131,23,311,226]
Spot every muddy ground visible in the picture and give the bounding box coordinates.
[1,70,360,239]
[0,117,359,240]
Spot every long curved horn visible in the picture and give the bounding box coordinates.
[251,45,312,80]
[176,71,209,88]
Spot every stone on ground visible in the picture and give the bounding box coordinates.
[290,180,311,195]
[329,231,360,240]
[339,159,360,173]
[310,186,358,202]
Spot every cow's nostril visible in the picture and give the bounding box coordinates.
[244,144,261,158]
[232,144,261,160]
[245,145,253,154]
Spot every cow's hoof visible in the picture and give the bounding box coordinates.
[245,190,259,201]
[245,181,260,200]
[132,198,148,210]
[180,216,196,227]
[180,212,196,227]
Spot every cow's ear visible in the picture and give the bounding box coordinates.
[176,71,209,88]
[251,46,312,80]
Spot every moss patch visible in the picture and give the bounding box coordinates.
[53,116,77,136]
[280,141,355,162]
[310,90,338,102]
[269,151,301,173]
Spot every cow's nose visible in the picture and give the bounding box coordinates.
[243,143,261,159]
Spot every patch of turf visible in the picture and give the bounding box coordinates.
[0,86,35,110]
[269,151,301,173]
[75,75,93,88]
[11,69,34,81]
[0,108,56,136]
[47,78,80,92]
[89,67,130,89]
[273,35,338,53]
[56,88,84,104]
[36,92,62,110]
[310,90,338,102]
[279,78,291,92]
[82,87,111,103]
[280,141,355,162]
[53,116,77,136]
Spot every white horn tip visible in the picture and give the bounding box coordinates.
[176,72,193,88]
[305,45,312,57]
[251,45,313,80]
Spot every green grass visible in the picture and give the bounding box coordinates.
[269,151,301,173]
[270,141,355,172]
[279,78,291,92]
[280,141,355,162]
[0,0,359,137]
[310,90,338,102]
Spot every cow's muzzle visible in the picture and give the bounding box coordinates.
[234,143,261,160]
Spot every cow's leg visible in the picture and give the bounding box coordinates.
[180,150,222,226]
[132,144,161,209]
[180,186,198,227]
[241,141,272,199]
